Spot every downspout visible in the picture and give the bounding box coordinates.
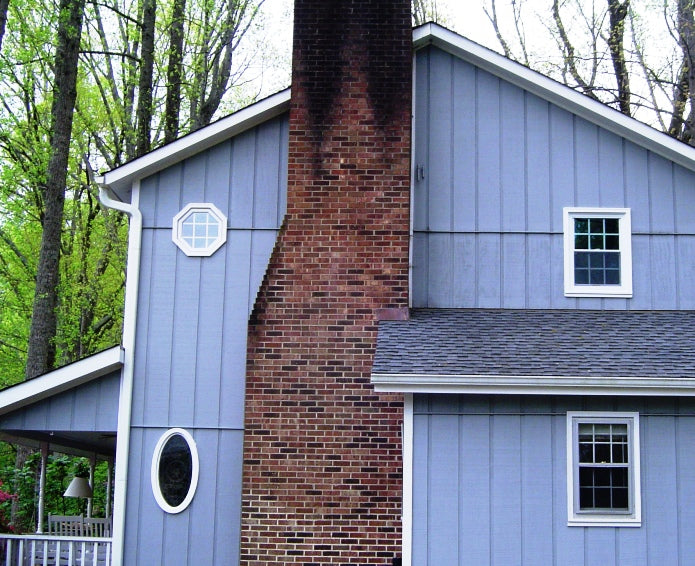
[97,180,142,566]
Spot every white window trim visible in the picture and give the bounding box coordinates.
[172,202,227,257]
[563,207,632,298]
[151,428,200,514]
[566,411,641,527]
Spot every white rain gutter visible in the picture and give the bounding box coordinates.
[96,179,142,566]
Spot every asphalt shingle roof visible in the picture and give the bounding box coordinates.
[372,309,695,378]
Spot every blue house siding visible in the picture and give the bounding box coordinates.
[411,394,695,566]
[412,46,695,310]
[123,427,242,566]
[124,114,288,564]
[0,369,120,432]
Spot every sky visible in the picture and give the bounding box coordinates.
[251,0,503,97]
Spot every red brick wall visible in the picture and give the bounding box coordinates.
[241,1,411,564]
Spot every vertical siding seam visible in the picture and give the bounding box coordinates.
[671,163,682,309]
[426,412,432,565]
[523,92,530,308]
[674,411,682,566]
[277,118,287,224]
[166,169,185,425]
[550,401,557,563]
[449,56,456,307]
[474,67,480,308]
[488,409,494,566]
[251,129,258,229]
[647,153,656,308]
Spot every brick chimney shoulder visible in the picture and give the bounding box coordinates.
[242,1,411,564]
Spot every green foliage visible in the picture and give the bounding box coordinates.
[0,450,111,533]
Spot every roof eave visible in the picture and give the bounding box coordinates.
[96,89,291,200]
[413,23,695,173]
[0,346,124,416]
[372,372,695,396]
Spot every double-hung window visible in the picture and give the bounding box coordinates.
[563,208,632,297]
[567,412,641,526]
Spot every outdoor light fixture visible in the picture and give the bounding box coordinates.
[63,476,93,498]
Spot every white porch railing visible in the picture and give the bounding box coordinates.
[0,534,111,566]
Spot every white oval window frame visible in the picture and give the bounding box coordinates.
[151,428,200,514]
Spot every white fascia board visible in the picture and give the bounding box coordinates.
[372,372,695,396]
[0,346,124,415]
[96,89,291,198]
[413,24,695,173]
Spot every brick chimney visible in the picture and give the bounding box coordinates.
[241,1,412,563]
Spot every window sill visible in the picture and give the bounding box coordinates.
[568,516,641,528]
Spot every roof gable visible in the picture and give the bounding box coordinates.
[414,23,695,173]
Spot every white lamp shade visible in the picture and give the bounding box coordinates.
[64,476,92,498]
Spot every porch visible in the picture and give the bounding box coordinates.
[0,532,112,566]
[0,348,122,566]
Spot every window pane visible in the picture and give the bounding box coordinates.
[158,434,193,508]
[605,235,620,250]
[590,218,604,233]
[575,252,589,268]
[575,235,589,249]
[575,218,589,234]
[579,442,593,463]
[613,487,629,509]
[594,443,610,462]
[605,252,620,268]
[590,234,605,250]
[605,218,619,233]
[575,269,589,284]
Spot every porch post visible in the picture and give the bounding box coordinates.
[105,460,112,519]
[87,455,96,518]
[36,442,48,534]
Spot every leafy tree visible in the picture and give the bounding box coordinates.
[480,0,695,144]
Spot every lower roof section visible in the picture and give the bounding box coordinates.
[371,309,695,396]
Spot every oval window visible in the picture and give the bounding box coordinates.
[151,428,199,513]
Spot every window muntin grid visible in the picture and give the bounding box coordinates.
[180,211,220,250]
[563,208,632,298]
[172,203,227,257]
[578,423,629,511]
[567,412,640,526]
[573,218,621,285]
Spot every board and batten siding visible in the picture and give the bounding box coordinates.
[412,46,695,310]
[412,394,695,566]
[125,114,288,565]
[0,369,120,433]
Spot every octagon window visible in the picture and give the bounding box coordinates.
[172,203,227,257]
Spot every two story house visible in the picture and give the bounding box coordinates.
[1,0,695,564]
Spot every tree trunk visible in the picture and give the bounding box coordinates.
[607,0,631,115]
[25,0,86,380]
[0,0,9,53]
[136,0,156,156]
[164,0,185,143]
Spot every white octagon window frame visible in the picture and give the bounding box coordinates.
[172,203,227,257]
[151,427,200,514]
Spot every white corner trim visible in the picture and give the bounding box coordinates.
[402,394,413,566]
[371,373,695,396]
[98,180,143,566]
[151,428,200,514]
[0,346,123,416]
[413,24,695,174]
